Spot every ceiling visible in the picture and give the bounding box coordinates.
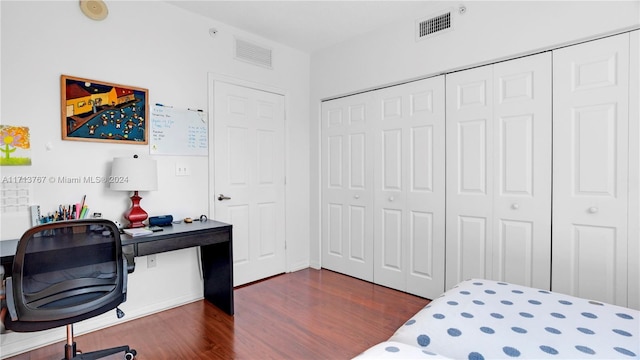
[166,1,450,53]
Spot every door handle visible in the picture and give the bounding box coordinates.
[218,194,231,201]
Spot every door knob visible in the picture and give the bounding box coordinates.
[354,195,360,199]
[388,196,394,201]
[588,207,598,214]
[218,194,231,201]
[511,203,519,210]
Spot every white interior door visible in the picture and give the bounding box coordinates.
[213,81,286,287]
[321,92,375,281]
[373,76,445,298]
[552,33,630,305]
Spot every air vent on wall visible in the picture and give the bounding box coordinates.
[235,38,273,69]
[416,9,453,41]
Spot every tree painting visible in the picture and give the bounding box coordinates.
[0,125,31,166]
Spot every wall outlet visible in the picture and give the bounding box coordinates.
[175,163,190,176]
[147,254,157,268]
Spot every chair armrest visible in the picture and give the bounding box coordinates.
[124,253,135,274]
[5,277,17,321]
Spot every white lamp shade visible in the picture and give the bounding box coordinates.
[110,156,158,191]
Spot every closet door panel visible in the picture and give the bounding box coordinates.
[382,129,403,192]
[498,220,534,284]
[327,135,343,189]
[326,203,343,255]
[350,133,367,189]
[348,205,367,262]
[411,126,434,192]
[571,224,618,302]
[446,53,552,290]
[374,76,446,298]
[629,30,639,310]
[552,33,629,306]
[374,90,407,291]
[499,115,533,195]
[493,52,552,289]
[459,119,488,194]
[410,211,434,279]
[321,94,375,281]
[405,78,446,298]
[457,216,488,281]
[377,123,404,283]
[381,208,402,272]
[446,65,494,289]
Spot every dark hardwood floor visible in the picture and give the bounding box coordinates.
[6,268,430,360]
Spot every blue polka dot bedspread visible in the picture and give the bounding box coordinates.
[355,279,639,359]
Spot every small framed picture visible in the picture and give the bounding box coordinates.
[61,75,149,144]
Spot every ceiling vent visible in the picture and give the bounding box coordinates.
[235,38,273,69]
[416,9,453,41]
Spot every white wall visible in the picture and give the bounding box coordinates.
[0,1,309,357]
[309,1,640,268]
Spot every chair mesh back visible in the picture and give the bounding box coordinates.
[11,220,124,324]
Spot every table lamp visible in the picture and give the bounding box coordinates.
[110,155,158,228]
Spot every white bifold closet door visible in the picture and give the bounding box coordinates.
[321,76,446,299]
[372,77,446,298]
[445,52,552,290]
[552,32,632,306]
[321,91,375,282]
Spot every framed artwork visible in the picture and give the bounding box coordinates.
[1,125,31,166]
[61,75,149,144]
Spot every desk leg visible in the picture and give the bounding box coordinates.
[200,240,234,315]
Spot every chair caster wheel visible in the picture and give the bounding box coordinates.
[124,349,137,360]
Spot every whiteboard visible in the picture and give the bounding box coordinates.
[150,105,208,156]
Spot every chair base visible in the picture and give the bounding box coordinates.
[65,342,136,360]
[63,323,136,360]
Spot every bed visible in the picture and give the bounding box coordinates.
[355,279,639,359]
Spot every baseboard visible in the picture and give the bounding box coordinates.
[0,293,203,359]
[288,260,310,273]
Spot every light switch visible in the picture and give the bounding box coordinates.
[175,163,190,176]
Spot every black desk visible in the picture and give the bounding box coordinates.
[0,220,234,315]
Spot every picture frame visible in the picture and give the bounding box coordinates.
[61,75,149,144]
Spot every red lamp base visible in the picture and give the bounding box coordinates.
[124,191,148,228]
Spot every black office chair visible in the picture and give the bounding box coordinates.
[4,219,137,360]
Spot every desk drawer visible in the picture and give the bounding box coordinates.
[136,230,230,256]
